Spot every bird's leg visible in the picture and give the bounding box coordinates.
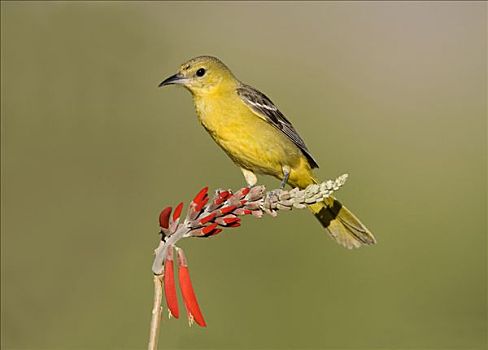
[280,165,291,190]
[240,168,257,187]
[265,166,291,202]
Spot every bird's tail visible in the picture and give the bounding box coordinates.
[308,197,376,249]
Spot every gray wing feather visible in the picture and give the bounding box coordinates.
[237,84,319,169]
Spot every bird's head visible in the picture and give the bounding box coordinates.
[159,56,237,95]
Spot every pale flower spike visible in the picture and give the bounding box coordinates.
[152,174,349,327]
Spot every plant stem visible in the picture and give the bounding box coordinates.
[148,274,164,350]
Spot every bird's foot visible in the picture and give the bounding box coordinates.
[279,165,290,190]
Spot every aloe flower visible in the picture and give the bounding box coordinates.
[152,174,348,327]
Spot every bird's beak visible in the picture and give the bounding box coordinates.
[159,73,186,87]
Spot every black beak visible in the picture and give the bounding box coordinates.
[158,73,184,87]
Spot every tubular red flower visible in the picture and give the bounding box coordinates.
[219,205,237,215]
[207,228,222,237]
[199,212,216,225]
[192,187,208,205]
[223,217,240,225]
[205,228,222,237]
[159,207,172,229]
[163,249,179,318]
[173,202,184,221]
[201,223,218,235]
[213,190,232,206]
[234,208,252,216]
[177,250,206,327]
[213,198,224,206]
[194,196,209,212]
[218,190,231,200]
[237,187,250,197]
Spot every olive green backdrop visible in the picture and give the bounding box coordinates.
[1,2,486,349]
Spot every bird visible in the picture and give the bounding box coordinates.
[159,56,376,249]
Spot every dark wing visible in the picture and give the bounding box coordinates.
[237,84,319,169]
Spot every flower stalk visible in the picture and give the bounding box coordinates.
[148,174,349,348]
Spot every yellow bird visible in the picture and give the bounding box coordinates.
[160,56,376,249]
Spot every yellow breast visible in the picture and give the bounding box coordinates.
[192,90,311,184]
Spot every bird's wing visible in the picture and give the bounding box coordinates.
[237,84,319,169]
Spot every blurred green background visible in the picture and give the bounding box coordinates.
[1,2,486,349]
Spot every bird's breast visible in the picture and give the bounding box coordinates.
[192,94,305,176]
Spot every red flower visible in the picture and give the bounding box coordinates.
[163,248,179,318]
[177,249,206,327]
[159,207,172,229]
[172,202,184,221]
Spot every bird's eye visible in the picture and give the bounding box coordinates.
[196,68,206,77]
